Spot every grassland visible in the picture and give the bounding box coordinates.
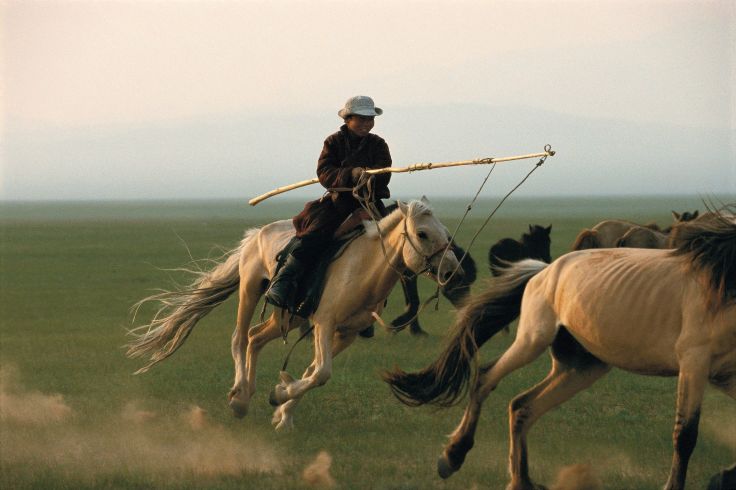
[1,196,734,489]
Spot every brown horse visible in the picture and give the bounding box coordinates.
[571,210,699,250]
[616,225,670,248]
[384,207,735,490]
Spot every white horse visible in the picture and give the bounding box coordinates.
[127,198,461,430]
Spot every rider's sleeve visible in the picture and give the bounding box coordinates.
[372,137,392,199]
[316,136,353,190]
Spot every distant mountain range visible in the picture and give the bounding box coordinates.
[4,104,734,200]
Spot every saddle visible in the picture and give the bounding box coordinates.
[273,210,369,318]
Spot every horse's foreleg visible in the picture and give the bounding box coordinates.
[665,350,709,490]
[390,275,424,334]
[271,328,355,431]
[271,362,316,431]
[507,354,610,490]
[270,323,334,407]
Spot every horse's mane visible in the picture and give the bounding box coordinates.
[672,205,736,310]
[366,200,432,240]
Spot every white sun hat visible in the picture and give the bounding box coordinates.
[338,95,383,118]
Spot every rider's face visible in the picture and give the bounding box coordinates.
[345,115,375,137]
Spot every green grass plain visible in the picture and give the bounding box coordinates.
[1,195,734,489]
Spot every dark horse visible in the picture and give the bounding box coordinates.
[488,224,552,276]
[384,207,736,490]
[389,241,477,335]
[386,202,477,336]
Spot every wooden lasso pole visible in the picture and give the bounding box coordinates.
[248,147,555,206]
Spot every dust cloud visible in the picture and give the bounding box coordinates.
[302,450,336,488]
[0,365,72,425]
[0,365,282,484]
[702,407,736,450]
[550,463,603,490]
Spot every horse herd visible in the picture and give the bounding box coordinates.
[127,201,735,490]
[390,210,699,335]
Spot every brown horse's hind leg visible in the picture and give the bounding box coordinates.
[507,328,610,490]
[664,349,709,490]
[439,294,557,480]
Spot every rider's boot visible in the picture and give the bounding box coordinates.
[265,251,306,309]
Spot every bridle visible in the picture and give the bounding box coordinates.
[401,217,451,278]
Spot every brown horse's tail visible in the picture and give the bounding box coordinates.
[125,229,258,374]
[382,259,548,407]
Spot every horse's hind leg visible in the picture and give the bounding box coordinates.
[228,268,266,417]
[507,329,610,490]
[229,311,284,417]
[439,293,557,480]
[664,348,709,490]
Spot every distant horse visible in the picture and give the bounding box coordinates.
[616,225,669,248]
[389,240,477,336]
[571,210,699,250]
[384,208,736,490]
[488,224,552,276]
[127,199,461,431]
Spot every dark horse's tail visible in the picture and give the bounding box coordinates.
[382,259,548,407]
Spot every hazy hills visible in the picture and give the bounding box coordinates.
[4,104,733,200]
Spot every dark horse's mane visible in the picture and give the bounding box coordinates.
[488,225,552,276]
[672,205,736,310]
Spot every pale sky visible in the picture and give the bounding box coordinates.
[2,0,735,201]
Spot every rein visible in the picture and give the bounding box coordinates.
[434,145,553,292]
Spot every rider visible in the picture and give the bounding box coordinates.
[265,95,393,311]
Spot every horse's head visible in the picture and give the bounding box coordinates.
[672,210,699,223]
[397,197,463,286]
[523,224,553,263]
[571,228,599,250]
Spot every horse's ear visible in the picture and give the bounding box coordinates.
[672,210,681,221]
[420,195,430,205]
[528,224,534,233]
[692,210,699,219]
[398,200,409,216]
[545,225,552,233]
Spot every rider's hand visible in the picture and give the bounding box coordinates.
[351,167,365,183]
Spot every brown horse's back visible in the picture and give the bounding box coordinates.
[536,248,698,374]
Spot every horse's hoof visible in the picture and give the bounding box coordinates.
[268,388,280,407]
[505,483,548,490]
[229,402,248,418]
[274,417,294,432]
[437,455,459,479]
[228,398,248,418]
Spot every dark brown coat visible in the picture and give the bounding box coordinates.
[293,125,392,237]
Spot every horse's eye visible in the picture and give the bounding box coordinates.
[417,231,428,240]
